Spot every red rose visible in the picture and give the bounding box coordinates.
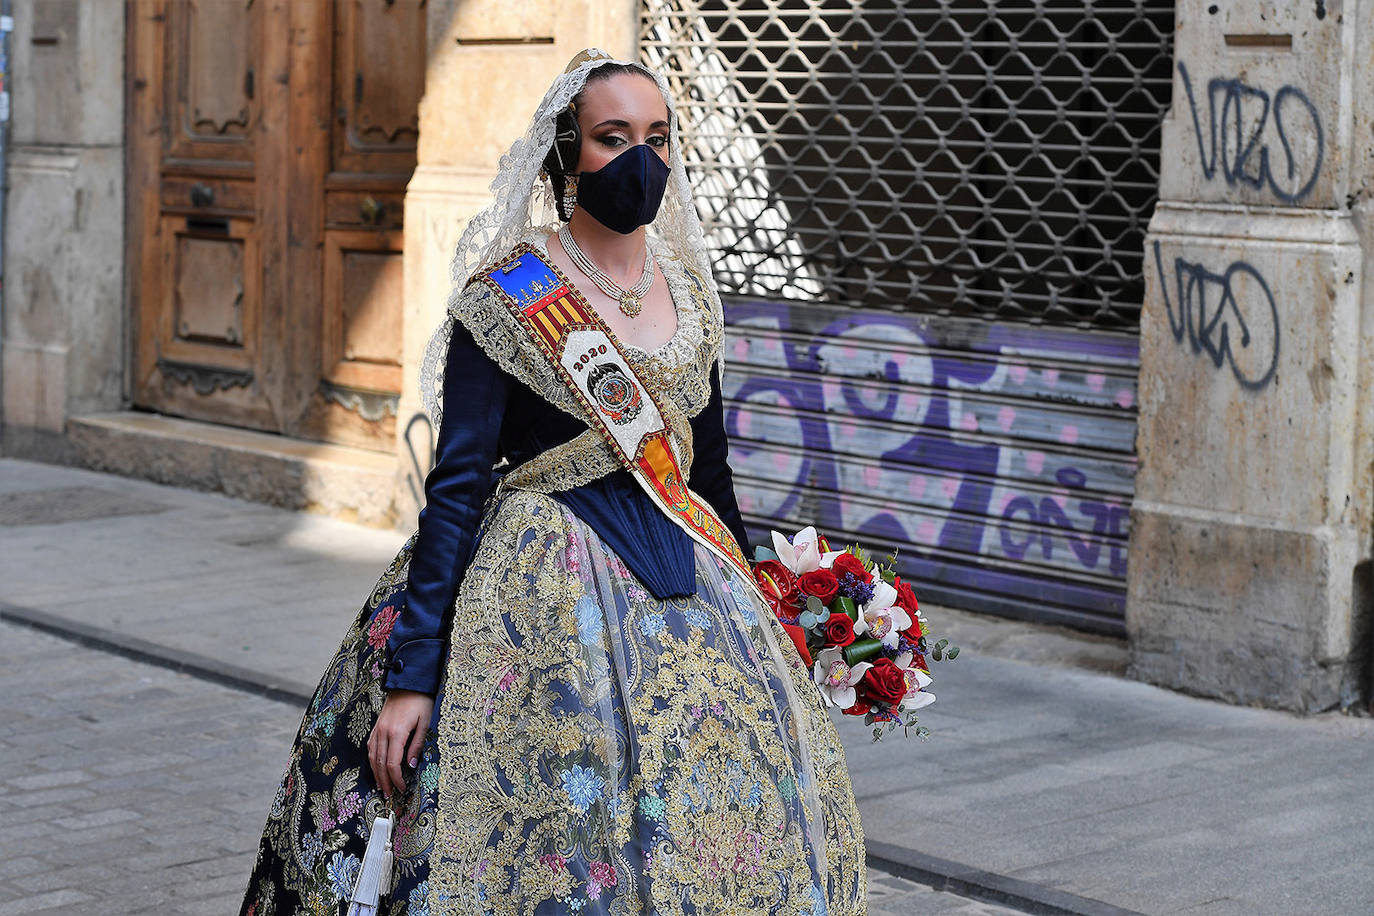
[831,553,871,584]
[856,657,908,707]
[902,617,925,645]
[893,576,920,616]
[822,613,856,648]
[753,560,799,608]
[798,568,839,605]
[891,576,924,643]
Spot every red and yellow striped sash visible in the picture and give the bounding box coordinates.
[478,244,758,588]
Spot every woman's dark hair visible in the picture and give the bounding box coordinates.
[545,63,660,221]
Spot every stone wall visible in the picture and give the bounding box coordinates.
[1,0,126,459]
[1128,0,1374,711]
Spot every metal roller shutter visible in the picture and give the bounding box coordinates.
[642,0,1173,633]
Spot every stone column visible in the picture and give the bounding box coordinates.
[396,0,638,518]
[1,0,125,459]
[1128,0,1374,711]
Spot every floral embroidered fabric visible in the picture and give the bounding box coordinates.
[429,490,867,914]
[239,489,868,916]
[240,534,443,916]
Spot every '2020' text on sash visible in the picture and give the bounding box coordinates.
[477,244,764,599]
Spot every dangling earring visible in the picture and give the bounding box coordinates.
[563,174,578,217]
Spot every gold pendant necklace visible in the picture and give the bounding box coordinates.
[559,224,654,317]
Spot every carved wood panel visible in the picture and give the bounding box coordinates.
[153,214,267,412]
[295,228,404,450]
[165,0,258,168]
[324,230,405,392]
[330,0,424,176]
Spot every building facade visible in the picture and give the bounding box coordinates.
[1,0,1368,711]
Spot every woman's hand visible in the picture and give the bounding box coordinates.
[367,689,434,799]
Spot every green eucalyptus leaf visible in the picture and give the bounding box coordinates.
[806,595,823,614]
[946,646,960,660]
[754,546,779,563]
[932,646,943,661]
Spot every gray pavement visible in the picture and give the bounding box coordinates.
[0,620,298,914]
[3,457,1373,915]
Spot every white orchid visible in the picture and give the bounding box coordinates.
[811,647,871,709]
[771,525,845,576]
[859,605,911,648]
[897,665,936,711]
[852,579,911,648]
[864,579,899,614]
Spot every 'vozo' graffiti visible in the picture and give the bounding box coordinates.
[1152,240,1281,390]
[1177,60,1324,204]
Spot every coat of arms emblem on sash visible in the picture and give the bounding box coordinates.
[586,361,643,425]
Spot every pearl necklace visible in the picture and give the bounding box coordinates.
[558,224,655,317]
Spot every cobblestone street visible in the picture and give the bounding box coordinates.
[0,621,1015,915]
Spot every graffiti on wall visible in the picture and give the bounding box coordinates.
[1177,61,1324,204]
[1152,241,1281,389]
[1155,60,1321,388]
[723,300,1137,624]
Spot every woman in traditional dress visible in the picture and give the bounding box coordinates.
[240,48,867,916]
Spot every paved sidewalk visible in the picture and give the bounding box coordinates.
[4,457,1373,915]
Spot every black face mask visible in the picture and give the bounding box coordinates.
[575,144,671,234]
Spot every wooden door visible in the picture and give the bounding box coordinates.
[127,0,424,450]
[294,0,424,450]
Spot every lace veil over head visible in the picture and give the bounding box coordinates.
[418,48,722,432]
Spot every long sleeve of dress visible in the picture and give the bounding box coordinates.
[383,321,509,695]
[688,360,752,557]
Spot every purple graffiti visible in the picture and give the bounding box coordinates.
[723,301,1137,627]
[999,467,1129,577]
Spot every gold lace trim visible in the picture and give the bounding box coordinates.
[501,429,620,493]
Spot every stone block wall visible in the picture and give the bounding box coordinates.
[1128,0,1374,711]
[1,0,126,458]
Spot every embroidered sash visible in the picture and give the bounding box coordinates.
[477,244,762,595]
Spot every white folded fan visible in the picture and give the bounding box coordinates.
[347,813,394,916]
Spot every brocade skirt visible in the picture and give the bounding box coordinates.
[239,489,867,916]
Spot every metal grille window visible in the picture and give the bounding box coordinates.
[641,0,1174,329]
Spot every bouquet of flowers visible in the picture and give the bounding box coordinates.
[750,526,958,740]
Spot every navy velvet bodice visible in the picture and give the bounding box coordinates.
[383,319,751,694]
